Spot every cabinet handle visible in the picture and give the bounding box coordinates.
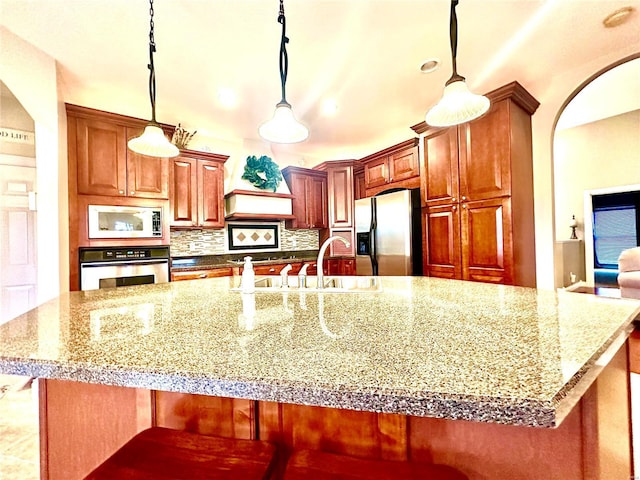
[198,273,207,278]
[269,268,276,273]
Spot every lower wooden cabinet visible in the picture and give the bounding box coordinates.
[327,258,355,276]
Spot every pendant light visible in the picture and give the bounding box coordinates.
[259,0,309,144]
[425,0,490,127]
[127,0,179,158]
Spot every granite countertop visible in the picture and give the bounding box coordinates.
[0,276,638,428]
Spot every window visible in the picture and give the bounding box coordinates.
[592,191,640,270]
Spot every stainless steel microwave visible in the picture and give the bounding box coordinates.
[87,205,162,239]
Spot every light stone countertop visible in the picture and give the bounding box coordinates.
[0,276,638,428]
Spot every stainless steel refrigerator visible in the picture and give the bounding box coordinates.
[355,189,422,276]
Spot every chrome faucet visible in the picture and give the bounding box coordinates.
[298,263,310,288]
[279,263,292,288]
[316,236,350,289]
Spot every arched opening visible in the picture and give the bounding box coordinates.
[553,55,640,289]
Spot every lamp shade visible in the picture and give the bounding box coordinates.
[259,102,309,144]
[128,124,179,158]
[426,79,490,127]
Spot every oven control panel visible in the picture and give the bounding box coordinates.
[79,246,170,263]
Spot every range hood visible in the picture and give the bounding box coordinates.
[224,168,294,221]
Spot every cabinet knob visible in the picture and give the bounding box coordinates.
[462,204,467,209]
[119,190,125,195]
[461,196,467,201]
[198,273,207,278]
[130,191,135,195]
[452,197,456,202]
[269,268,276,272]
[452,205,457,211]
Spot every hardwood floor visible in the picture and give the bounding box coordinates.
[0,375,39,480]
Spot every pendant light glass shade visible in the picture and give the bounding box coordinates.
[128,0,179,158]
[259,102,309,144]
[259,0,309,144]
[425,79,490,127]
[128,124,179,157]
[425,0,489,127]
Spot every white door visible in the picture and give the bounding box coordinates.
[0,162,37,325]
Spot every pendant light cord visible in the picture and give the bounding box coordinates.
[446,0,464,86]
[147,0,158,123]
[277,0,290,106]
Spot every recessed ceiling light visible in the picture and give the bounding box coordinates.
[217,88,237,108]
[603,6,635,28]
[419,58,440,74]
[321,99,339,116]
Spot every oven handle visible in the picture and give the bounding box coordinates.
[80,259,169,268]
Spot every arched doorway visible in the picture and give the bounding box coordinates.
[553,55,640,288]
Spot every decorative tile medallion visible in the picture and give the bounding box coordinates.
[227,223,280,251]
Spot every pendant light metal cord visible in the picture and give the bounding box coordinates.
[278,0,290,106]
[147,0,158,123]
[446,0,464,86]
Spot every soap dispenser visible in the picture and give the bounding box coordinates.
[241,256,255,293]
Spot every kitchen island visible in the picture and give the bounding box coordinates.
[0,276,638,479]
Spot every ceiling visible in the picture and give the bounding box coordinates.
[1,0,639,162]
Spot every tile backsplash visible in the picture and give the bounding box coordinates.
[170,221,319,256]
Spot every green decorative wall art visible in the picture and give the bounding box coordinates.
[241,155,283,192]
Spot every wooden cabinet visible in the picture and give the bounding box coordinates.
[414,81,539,287]
[354,168,366,200]
[282,167,328,229]
[360,139,419,196]
[72,111,169,199]
[326,164,353,229]
[171,267,233,282]
[169,150,228,228]
[327,258,355,275]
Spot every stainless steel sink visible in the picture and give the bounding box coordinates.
[234,275,382,293]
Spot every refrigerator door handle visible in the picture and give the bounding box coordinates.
[370,197,378,276]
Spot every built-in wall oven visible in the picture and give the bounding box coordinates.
[79,246,170,291]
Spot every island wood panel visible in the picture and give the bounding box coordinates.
[154,391,256,440]
[39,379,153,480]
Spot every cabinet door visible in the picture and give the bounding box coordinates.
[126,127,169,198]
[458,100,512,201]
[388,146,419,183]
[341,258,355,275]
[328,166,352,228]
[198,160,225,228]
[422,205,461,279]
[307,175,328,229]
[169,157,197,227]
[460,197,512,284]
[363,156,388,189]
[287,173,310,229]
[421,128,459,207]
[76,117,127,196]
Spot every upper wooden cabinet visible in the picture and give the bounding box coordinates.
[69,107,170,199]
[282,166,328,229]
[360,139,419,196]
[169,151,228,229]
[326,164,353,229]
[354,167,366,200]
[413,81,540,287]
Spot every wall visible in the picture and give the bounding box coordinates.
[554,110,640,242]
[0,26,68,301]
